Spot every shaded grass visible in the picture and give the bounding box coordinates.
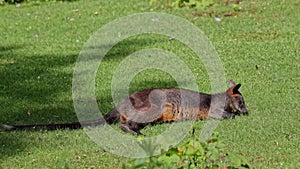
[0,0,299,168]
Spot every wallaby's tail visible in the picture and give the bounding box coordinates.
[2,122,83,131]
[2,109,120,131]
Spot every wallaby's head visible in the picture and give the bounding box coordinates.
[226,80,248,115]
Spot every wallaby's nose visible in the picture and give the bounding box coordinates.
[242,109,248,115]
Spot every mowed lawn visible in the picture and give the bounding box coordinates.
[0,0,299,168]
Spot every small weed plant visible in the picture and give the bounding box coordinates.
[131,132,250,169]
[172,0,215,10]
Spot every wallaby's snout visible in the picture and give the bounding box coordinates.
[239,107,248,115]
[234,97,248,116]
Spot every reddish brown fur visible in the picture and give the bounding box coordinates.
[196,109,209,119]
[158,106,209,122]
[120,115,127,123]
[158,103,175,122]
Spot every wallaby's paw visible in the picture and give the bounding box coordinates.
[222,113,235,119]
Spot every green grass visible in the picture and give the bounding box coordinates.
[0,0,299,168]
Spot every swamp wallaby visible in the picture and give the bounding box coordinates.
[3,80,248,135]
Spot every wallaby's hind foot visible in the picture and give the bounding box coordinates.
[120,123,142,135]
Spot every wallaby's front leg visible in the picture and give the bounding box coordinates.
[222,111,235,119]
[209,109,235,119]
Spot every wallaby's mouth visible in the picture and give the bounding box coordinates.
[237,110,248,116]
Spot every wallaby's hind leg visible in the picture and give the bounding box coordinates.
[120,122,144,135]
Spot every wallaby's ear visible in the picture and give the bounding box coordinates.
[232,84,241,94]
[227,80,242,95]
[228,80,236,88]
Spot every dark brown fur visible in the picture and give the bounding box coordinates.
[2,80,248,135]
